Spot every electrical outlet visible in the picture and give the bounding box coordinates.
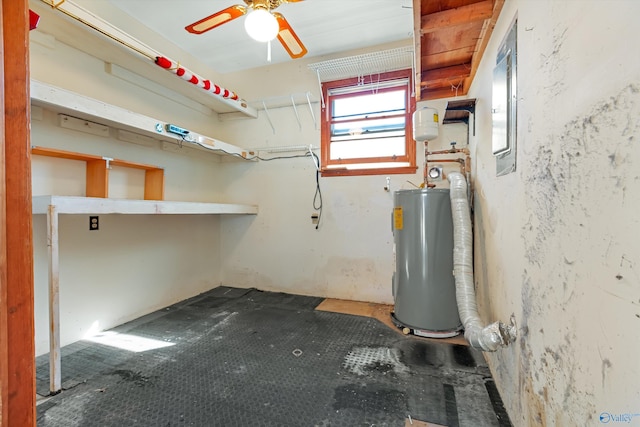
[89,216,99,231]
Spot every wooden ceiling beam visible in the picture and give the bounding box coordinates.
[420,63,471,87]
[421,0,493,34]
[464,0,505,92]
[421,85,468,101]
[413,0,423,100]
[421,46,474,70]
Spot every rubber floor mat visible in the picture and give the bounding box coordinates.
[36,287,511,427]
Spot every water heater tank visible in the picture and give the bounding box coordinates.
[392,188,461,337]
[413,107,439,142]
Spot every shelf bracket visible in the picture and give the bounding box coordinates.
[306,92,317,130]
[102,156,113,169]
[262,101,276,134]
[315,69,325,109]
[291,95,302,131]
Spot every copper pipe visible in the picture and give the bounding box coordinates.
[426,158,466,177]
[424,147,472,190]
[429,158,465,164]
[426,147,470,156]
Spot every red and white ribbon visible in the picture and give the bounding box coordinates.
[155,56,239,101]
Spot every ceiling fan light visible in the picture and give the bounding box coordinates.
[244,8,279,42]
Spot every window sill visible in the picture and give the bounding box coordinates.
[321,165,417,177]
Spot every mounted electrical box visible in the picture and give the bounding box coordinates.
[492,18,517,176]
[492,57,509,155]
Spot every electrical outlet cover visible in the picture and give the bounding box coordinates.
[89,216,99,231]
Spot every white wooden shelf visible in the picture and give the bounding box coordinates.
[30,80,256,160]
[31,1,258,118]
[35,195,257,394]
[33,195,258,215]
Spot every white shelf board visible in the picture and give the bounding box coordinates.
[30,1,257,118]
[30,80,256,160]
[35,193,256,394]
[33,196,258,215]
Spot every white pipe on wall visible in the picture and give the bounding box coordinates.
[448,172,517,351]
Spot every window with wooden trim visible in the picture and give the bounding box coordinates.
[320,69,416,177]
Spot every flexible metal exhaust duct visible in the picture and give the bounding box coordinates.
[448,172,516,351]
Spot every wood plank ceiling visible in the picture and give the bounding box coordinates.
[413,0,505,100]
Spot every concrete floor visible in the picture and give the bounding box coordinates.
[36,287,511,426]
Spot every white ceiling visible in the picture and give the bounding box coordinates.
[105,0,414,74]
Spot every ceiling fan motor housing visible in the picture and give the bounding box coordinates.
[244,0,290,11]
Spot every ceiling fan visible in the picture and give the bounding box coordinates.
[185,0,308,59]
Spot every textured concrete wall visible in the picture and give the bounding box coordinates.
[468,1,640,425]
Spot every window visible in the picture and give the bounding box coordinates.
[320,69,416,177]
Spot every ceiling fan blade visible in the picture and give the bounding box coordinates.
[273,12,307,59]
[185,5,247,34]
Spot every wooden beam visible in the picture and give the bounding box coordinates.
[421,0,493,34]
[420,63,472,88]
[110,159,163,171]
[412,0,422,100]
[2,0,36,425]
[0,3,8,424]
[86,159,109,198]
[31,146,103,162]
[421,85,468,101]
[144,169,165,201]
[421,47,474,70]
[47,205,61,393]
[464,0,505,92]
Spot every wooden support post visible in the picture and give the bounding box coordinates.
[2,0,36,424]
[85,159,109,198]
[47,205,61,393]
[0,4,7,424]
[144,169,165,200]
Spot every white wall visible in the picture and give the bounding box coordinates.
[217,42,468,303]
[467,0,640,425]
[30,36,235,356]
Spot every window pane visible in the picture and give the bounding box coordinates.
[332,90,406,120]
[331,116,405,138]
[345,162,411,170]
[331,129,405,143]
[330,136,406,160]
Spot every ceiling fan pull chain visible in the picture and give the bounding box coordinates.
[267,40,272,62]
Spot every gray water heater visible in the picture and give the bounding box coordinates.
[392,189,462,337]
